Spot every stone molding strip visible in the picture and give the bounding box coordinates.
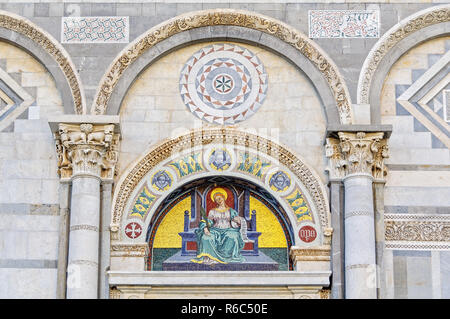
[345,263,373,271]
[0,259,58,269]
[69,224,99,232]
[385,214,450,221]
[385,219,450,242]
[111,243,148,257]
[357,5,450,105]
[0,10,86,114]
[69,260,99,267]
[92,8,353,124]
[385,242,450,250]
[345,210,373,219]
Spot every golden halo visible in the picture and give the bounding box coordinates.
[210,187,228,202]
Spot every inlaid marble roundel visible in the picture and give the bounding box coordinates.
[180,43,268,125]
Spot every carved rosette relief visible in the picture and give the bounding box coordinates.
[325,132,389,180]
[54,123,119,180]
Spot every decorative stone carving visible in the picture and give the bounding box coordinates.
[325,138,346,179]
[290,245,331,272]
[0,10,85,114]
[358,5,450,104]
[92,9,352,124]
[54,123,119,180]
[325,132,389,179]
[111,243,149,257]
[319,289,331,299]
[109,287,121,299]
[385,220,450,242]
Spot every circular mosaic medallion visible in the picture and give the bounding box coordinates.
[151,170,173,192]
[180,43,268,125]
[298,225,317,243]
[208,148,232,171]
[269,171,291,192]
[125,222,143,239]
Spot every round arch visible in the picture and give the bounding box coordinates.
[111,128,331,248]
[92,9,353,124]
[146,175,296,271]
[357,5,450,124]
[0,10,86,114]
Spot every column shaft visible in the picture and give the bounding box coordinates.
[343,174,377,299]
[99,183,112,299]
[66,176,101,299]
[329,180,345,299]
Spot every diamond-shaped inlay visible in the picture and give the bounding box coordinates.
[0,67,34,131]
[397,50,450,149]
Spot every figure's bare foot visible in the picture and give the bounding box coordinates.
[203,256,218,265]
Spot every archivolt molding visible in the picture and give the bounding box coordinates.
[111,128,331,239]
[92,9,353,124]
[0,10,86,114]
[357,5,450,105]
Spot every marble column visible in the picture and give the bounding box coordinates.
[99,182,113,299]
[326,132,389,299]
[56,182,70,299]
[328,180,345,299]
[53,122,119,299]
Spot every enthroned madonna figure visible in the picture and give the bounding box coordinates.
[191,188,246,265]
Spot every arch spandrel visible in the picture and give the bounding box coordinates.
[92,9,353,124]
[357,5,450,123]
[111,129,331,252]
[0,10,86,114]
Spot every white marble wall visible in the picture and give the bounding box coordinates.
[0,41,63,299]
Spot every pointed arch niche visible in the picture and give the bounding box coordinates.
[108,128,332,299]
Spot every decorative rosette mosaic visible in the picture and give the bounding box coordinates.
[180,43,268,125]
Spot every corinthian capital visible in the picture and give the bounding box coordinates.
[325,132,389,180]
[54,122,119,181]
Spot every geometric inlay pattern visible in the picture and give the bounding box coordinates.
[309,10,379,38]
[180,43,268,125]
[61,16,129,43]
[0,66,34,131]
[396,48,450,149]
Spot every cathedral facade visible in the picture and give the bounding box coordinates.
[0,1,449,299]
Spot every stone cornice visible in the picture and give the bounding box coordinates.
[325,131,389,180]
[290,245,331,260]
